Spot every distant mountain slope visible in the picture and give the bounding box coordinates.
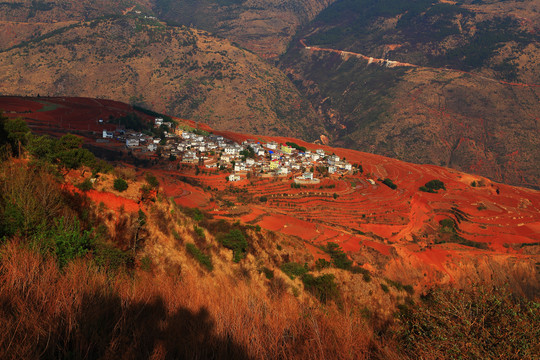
[0,0,337,59]
[152,0,337,59]
[0,15,326,140]
[0,0,152,22]
[280,0,540,188]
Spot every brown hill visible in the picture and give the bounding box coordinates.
[280,0,540,188]
[0,16,326,141]
[151,0,337,60]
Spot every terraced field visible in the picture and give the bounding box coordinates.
[4,96,539,292]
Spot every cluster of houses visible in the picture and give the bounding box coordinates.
[101,117,356,183]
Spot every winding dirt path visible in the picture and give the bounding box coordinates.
[300,39,540,88]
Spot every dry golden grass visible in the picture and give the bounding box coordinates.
[0,239,382,360]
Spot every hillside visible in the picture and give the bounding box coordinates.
[0,15,326,141]
[0,0,337,60]
[0,101,539,358]
[2,96,539,296]
[152,0,336,59]
[280,0,540,188]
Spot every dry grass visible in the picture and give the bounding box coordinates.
[0,240,380,360]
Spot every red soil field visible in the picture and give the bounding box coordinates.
[0,96,154,136]
[63,183,140,212]
[8,96,540,289]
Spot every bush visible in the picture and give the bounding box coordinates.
[261,267,274,279]
[285,141,306,152]
[381,178,397,190]
[425,179,445,191]
[324,242,352,270]
[439,218,455,232]
[76,178,93,192]
[315,258,331,270]
[420,179,445,193]
[194,226,205,239]
[94,242,133,271]
[218,229,248,262]
[113,178,128,192]
[397,286,539,359]
[186,243,213,271]
[280,262,308,279]
[145,173,159,188]
[301,273,339,303]
[32,217,94,268]
[351,266,371,282]
[258,196,267,202]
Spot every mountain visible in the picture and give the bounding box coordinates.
[151,0,337,59]
[0,0,337,59]
[0,15,326,141]
[1,97,538,358]
[280,0,540,188]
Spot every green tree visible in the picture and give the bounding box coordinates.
[218,229,248,262]
[113,178,128,192]
[0,115,30,157]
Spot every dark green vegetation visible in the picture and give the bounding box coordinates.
[301,273,339,304]
[186,242,213,271]
[218,229,248,262]
[436,218,488,249]
[280,261,308,280]
[113,178,128,192]
[419,179,445,193]
[285,141,306,152]
[1,114,110,172]
[381,178,397,190]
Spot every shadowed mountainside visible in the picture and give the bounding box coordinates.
[280,0,540,188]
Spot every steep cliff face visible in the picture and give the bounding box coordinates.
[280,0,540,188]
[0,16,326,140]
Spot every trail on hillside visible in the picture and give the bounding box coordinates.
[300,39,540,88]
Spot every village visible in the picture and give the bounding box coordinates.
[101,117,359,184]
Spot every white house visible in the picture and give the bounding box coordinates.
[316,149,326,156]
[148,143,157,152]
[102,130,114,139]
[277,167,288,175]
[265,142,278,150]
[328,166,337,174]
[126,138,139,147]
[234,163,246,172]
[303,172,314,180]
[344,163,352,171]
[228,174,241,182]
[328,155,340,165]
[224,147,238,155]
[155,118,163,126]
